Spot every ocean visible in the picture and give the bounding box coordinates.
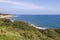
[11,15,60,28]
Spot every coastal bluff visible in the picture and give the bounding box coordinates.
[0,18,60,40]
[0,14,60,40]
[0,14,12,19]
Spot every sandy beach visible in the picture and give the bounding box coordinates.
[0,15,12,19]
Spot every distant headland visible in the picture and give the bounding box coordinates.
[0,13,12,19]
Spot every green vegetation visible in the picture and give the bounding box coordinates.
[0,19,60,40]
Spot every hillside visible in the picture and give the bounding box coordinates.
[0,19,60,40]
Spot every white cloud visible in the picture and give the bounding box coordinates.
[0,0,45,9]
[0,0,60,14]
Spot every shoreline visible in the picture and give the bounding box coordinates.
[10,15,46,30]
[30,24,46,30]
[0,15,12,19]
[11,15,60,30]
[10,19,46,30]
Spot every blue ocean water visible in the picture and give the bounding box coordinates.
[11,15,60,28]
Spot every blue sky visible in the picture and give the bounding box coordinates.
[0,0,60,15]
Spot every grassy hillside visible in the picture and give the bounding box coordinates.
[0,19,60,40]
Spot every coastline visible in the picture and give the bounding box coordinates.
[11,15,60,30]
[10,18,46,30]
[0,15,12,19]
[30,24,46,30]
[11,15,46,30]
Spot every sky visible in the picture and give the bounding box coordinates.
[0,0,60,15]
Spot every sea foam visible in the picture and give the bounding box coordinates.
[30,24,46,30]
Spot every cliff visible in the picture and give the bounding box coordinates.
[0,14,12,19]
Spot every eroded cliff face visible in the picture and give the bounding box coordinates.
[0,14,12,19]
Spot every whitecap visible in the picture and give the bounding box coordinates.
[12,16,19,17]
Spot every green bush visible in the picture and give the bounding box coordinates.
[0,19,60,40]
